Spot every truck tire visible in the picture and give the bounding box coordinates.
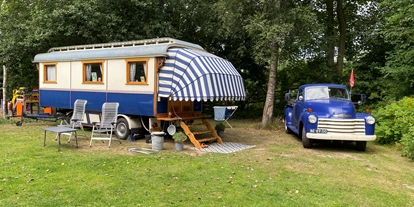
[301,127,313,148]
[356,141,367,151]
[115,118,130,140]
[284,117,293,134]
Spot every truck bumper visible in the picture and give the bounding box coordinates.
[306,133,376,141]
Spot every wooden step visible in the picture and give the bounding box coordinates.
[179,119,223,149]
[192,130,211,135]
[188,123,205,126]
[197,137,219,143]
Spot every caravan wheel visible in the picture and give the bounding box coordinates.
[115,118,130,140]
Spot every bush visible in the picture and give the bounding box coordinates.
[401,128,414,160]
[172,132,187,143]
[215,123,226,131]
[374,97,414,159]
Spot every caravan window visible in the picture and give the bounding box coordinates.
[43,63,57,83]
[83,60,104,83]
[126,58,149,84]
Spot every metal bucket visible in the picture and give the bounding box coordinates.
[151,132,165,151]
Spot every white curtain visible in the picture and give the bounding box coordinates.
[47,65,55,81]
[142,62,146,77]
[130,63,136,82]
[86,64,92,81]
[99,65,102,81]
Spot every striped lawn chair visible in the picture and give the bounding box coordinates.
[57,99,88,142]
[90,102,120,148]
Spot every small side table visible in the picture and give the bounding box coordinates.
[43,126,78,151]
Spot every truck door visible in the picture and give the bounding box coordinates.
[293,88,304,127]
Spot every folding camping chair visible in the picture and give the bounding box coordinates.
[213,106,238,128]
[56,99,88,143]
[90,102,120,148]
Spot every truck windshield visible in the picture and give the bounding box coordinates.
[305,87,349,100]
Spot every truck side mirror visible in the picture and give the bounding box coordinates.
[285,93,290,102]
[360,94,366,104]
[351,94,366,105]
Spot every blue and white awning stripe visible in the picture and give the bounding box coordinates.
[158,48,246,101]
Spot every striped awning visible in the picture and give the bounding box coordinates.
[158,48,246,101]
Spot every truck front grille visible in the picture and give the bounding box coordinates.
[317,118,366,135]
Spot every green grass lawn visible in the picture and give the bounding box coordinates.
[0,119,413,206]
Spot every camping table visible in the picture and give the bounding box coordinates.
[43,126,78,151]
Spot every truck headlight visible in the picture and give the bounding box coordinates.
[366,116,375,125]
[308,115,317,124]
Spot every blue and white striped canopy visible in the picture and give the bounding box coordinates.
[158,48,246,101]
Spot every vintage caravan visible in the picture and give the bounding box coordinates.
[33,37,246,148]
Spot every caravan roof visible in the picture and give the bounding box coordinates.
[33,37,204,63]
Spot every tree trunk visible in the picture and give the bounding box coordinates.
[2,0,7,118]
[261,42,279,128]
[2,64,6,118]
[336,0,346,74]
[326,0,335,81]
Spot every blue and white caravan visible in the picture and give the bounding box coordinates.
[34,37,246,143]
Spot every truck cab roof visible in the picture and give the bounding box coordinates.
[299,83,348,91]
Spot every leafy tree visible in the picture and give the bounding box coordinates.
[217,0,317,128]
[350,32,393,107]
[380,0,414,100]
[311,0,382,82]
[0,0,219,100]
[1,0,6,117]
[0,0,39,96]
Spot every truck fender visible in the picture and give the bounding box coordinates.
[300,112,314,132]
[284,107,293,123]
[300,112,310,129]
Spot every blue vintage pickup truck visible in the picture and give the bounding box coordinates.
[284,83,376,151]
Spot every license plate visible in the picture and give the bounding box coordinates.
[310,128,328,134]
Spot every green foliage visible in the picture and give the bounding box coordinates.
[172,131,187,143]
[0,0,223,101]
[350,33,393,107]
[374,97,414,144]
[401,127,414,160]
[374,97,414,159]
[214,122,226,131]
[380,0,414,100]
[0,0,411,124]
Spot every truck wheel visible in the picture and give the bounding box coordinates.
[115,118,130,140]
[301,127,313,148]
[356,141,367,151]
[284,117,293,134]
